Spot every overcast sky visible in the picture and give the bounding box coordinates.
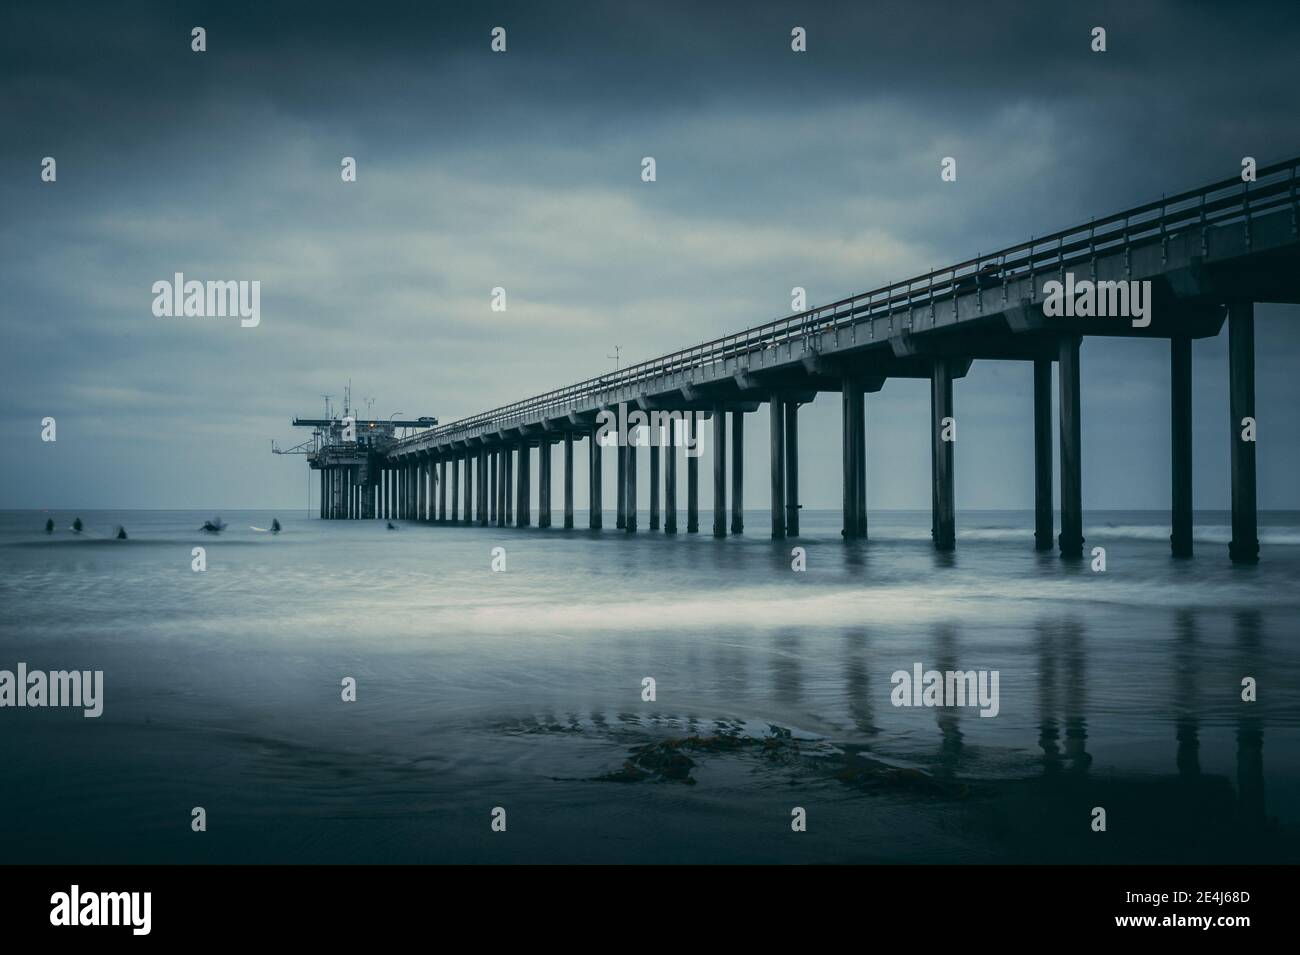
[3,0,1299,512]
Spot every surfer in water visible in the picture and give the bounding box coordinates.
[271,518,281,533]
[71,517,83,534]
[115,527,128,540]
[386,521,398,530]
[45,518,54,534]
[200,516,226,533]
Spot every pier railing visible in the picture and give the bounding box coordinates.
[396,156,1300,447]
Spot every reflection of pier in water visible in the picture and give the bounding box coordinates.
[523,607,1283,860]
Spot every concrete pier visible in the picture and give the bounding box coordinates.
[563,432,575,529]
[713,403,727,537]
[1228,302,1259,564]
[1033,359,1054,551]
[730,411,744,534]
[588,428,602,529]
[770,393,786,539]
[1058,337,1084,559]
[1170,337,1193,558]
[312,159,1300,566]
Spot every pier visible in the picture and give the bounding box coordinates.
[303,158,1300,563]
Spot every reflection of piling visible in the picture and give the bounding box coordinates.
[1235,611,1266,831]
[1174,610,1200,778]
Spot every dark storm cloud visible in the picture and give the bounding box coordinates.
[2,0,1298,509]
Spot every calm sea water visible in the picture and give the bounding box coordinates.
[1,507,1298,864]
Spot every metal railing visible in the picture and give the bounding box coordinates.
[395,156,1300,449]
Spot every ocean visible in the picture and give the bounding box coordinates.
[1,507,1297,864]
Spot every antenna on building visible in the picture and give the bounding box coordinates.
[607,345,622,372]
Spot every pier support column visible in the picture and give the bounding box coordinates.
[589,429,602,529]
[1228,302,1259,564]
[438,460,446,523]
[465,453,474,525]
[564,433,575,529]
[730,411,744,534]
[480,449,487,524]
[931,360,956,551]
[504,447,514,525]
[422,460,430,521]
[479,449,488,527]
[842,376,864,538]
[517,443,531,527]
[451,458,459,522]
[785,400,800,536]
[649,441,660,531]
[770,394,786,539]
[664,418,678,533]
[625,437,638,533]
[1034,359,1054,551]
[687,412,700,533]
[1058,337,1084,559]
[488,449,499,527]
[1171,336,1193,558]
[713,403,727,537]
[616,440,626,529]
[539,439,552,528]
[494,451,504,527]
[319,470,326,519]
